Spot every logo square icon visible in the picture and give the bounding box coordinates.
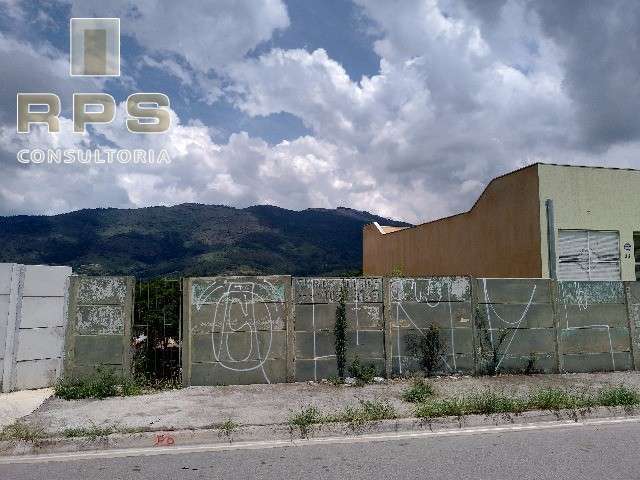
[70,18,120,76]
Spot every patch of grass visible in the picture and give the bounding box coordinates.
[401,378,435,403]
[596,385,640,407]
[415,391,529,420]
[62,425,115,440]
[219,419,239,438]
[415,385,640,420]
[288,406,324,438]
[0,422,47,443]
[334,400,397,430]
[527,388,594,411]
[348,356,378,386]
[55,368,144,400]
[415,397,467,419]
[466,391,528,415]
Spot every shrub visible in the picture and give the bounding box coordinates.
[596,385,640,407]
[55,368,142,400]
[401,378,435,403]
[219,419,239,438]
[474,307,509,375]
[348,356,377,386]
[288,406,324,438]
[405,325,444,376]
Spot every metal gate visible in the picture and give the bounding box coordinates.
[133,278,182,386]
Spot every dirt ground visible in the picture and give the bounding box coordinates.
[21,371,640,434]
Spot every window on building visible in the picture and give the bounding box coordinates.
[635,232,640,281]
[557,230,620,280]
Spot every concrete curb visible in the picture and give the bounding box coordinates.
[1,405,638,457]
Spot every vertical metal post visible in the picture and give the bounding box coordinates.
[546,199,557,280]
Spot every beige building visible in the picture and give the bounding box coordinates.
[363,163,640,280]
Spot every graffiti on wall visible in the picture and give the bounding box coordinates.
[557,281,626,371]
[192,278,286,383]
[478,278,538,372]
[389,277,471,374]
[293,277,383,381]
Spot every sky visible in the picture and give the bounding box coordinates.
[1,0,640,223]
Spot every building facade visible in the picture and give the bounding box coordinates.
[363,163,640,280]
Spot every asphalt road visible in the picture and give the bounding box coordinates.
[2,419,639,479]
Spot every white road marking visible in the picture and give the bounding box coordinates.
[2,415,640,465]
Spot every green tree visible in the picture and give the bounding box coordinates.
[334,286,348,378]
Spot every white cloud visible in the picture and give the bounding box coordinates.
[3,0,640,225]
[69,0,289,74]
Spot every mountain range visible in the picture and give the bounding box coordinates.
[0,204,410,278]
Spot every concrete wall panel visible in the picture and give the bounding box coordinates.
[72,335,124,366]
[387,277,474,376]
[23,265,71,297]
[561,352,633,373]
[75,305,124,335]
[558,304,628,328]
[476,278,551,304]
[64,276,134,378]
[475,278,556,374]
[494,354,556,373]
[16,327,65,361]
[20,297,66,329]
[0,264,14,295]
[192,332,288,363]
[557,281,625,305]
[190,303,285,334]
[293,277,385,382]
[15,359,60,390]
[480,304,554,329]
[560,327,630,354]
[495,329,557,355]
[2,264,71,391]
[392,302,473,329]
[294,277,383,304]
[76,277,127,305]
[184,276,291,386]
[556,281,632,372]
[389,277,471,302]
[190,360,287,386]
[0,296,9,349]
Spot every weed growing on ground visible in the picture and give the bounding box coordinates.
[62,425,115,440]
[401,378,435,403]
[348,356,378,386]
[415,385,640,420]
[334,400,397,430]
[596,385,640,407]
[327,375,345,386]
[219,419,239,438]
[55,368,143,400]
[0,422,46,443]
[288,406,324,438]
